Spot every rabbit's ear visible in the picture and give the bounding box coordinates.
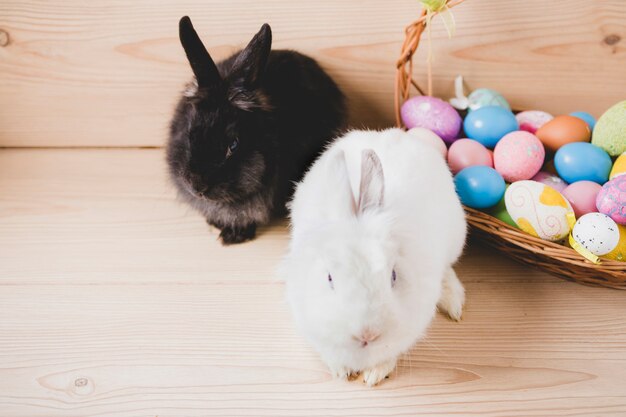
[230,24,272,87]
[358,149,385,213]
[329,150,357,216]
[179,16,222,88]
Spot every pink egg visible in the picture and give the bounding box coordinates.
[515,110,553,134]
[406,127,447,158]
[401,96,462,144]
[532,171,568,192]
[447,139,493,174]
[596,175,626,224]
[494,131,545,182]
[562,181,602,218]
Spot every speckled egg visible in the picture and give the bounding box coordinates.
[467,88,510,112]
[562,181,602,218]
[611,153,626,179]
[535,115,591,152]
[401,96,462,144]
[592,100,626,156]
[572,213,621,256]
[406,127,448,159]
[515,110,553,134]
[494,131,545,182]
[505,180,574,241]
[531,171,568,192]
[447,139,493,174]
[596,175,626,225]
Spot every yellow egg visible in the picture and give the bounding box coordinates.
[605,224,626,262]
[610,152,626,180]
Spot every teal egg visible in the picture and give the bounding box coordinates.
[468,88,511,112]
[454,166,506,209]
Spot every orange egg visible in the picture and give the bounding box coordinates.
[535,115,591,152]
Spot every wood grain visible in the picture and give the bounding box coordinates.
[1,148,626,416]
[0,0,625,147]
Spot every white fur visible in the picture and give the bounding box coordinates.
[281,128,467,385]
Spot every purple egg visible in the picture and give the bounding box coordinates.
[401,96,462,144]
[531,171,568,192]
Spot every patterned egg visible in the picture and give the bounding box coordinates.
[571,213,621,256]
[531,171,568,192]
[562,181,602,218]
[493,131,545,182]
[515,110,553,134]
[447,139,493,174]
[596,175,626,225]
[505,180,574,241]
[463,106,519,148]
[467,88,511,112]
[401,96,462,144]
[570,111,596,131]
[610,153,626,179]
[592,100,626,156]
[535,115,591,152]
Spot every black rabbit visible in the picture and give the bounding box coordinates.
[167,16,347,244]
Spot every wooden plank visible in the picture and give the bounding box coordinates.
[0,0,624,147]
[1,148,626,416]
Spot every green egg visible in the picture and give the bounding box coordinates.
[592,100,626,156]
[484,186,518,228]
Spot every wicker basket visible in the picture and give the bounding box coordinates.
[396,1,626,289]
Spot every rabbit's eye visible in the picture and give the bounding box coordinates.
[391,269,397,287]
[328,274,334,290]
[226,138,239,158]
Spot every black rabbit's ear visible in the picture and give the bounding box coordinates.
[231,23,272,87]
[179,16,222,88]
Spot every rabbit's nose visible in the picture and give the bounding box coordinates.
[353,328,381,347]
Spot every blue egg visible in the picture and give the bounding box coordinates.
[454,166,506,209]
[554,142,612,184]
[570,111,596,130]
[463,106,518,148]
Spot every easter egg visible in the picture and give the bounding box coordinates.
[605,223,626,261]
[570,111,596,130]
[561,181,602,218]
[463,106,519,148]
[447,139,493,174]
[596,175,626,225]
[485,190,518,228]
[467,88,510,112]
[504,180,574,241]
[531,171,568,192]
[401,96,462,144]
[535,115,591,152]
[515,110,553,134]
[610,153,626,179]
[493,131,545,182]
[554,142,612,184]
[454,166,505,209]
[406,127,448,159]
[592,100,626,156]
[571,213,621,256]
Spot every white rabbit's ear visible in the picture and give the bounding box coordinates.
[358,149,384,213]
[329,150,357,215]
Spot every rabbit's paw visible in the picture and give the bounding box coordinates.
[362,359,396,386]
[329,365,359,381]
[437,267,465,321]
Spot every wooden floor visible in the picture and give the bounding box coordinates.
[1,148,626,417]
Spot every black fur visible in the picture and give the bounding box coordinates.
[167,17,347,244]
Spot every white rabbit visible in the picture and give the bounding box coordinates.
[282,128,467,386]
